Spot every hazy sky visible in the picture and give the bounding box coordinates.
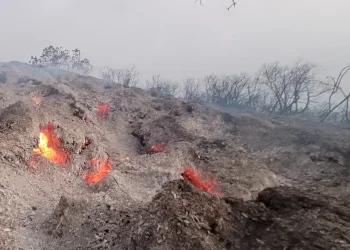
[1,0,349,85]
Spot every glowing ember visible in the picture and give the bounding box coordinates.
[83,138,90,146]
[181,168,224,197]
[83,158,112,184]
[118,154,130,161]
[31,123,71,167]
[82,115,88,124]
[96,103,109,117]
[32,97,41,105]
[151,143,167,153]
[81,138,90,151]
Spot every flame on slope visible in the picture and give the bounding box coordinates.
[181,168,224,197]
[151,143,167,153]
[96,103,109,117]
[83,158,112,184]
[30,123,71,167]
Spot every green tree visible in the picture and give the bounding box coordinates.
[30,46,93,75]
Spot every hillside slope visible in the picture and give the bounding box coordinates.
[0,62,349,250]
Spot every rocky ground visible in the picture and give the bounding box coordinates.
[0,61,350,250]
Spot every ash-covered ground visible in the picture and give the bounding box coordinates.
[1,62,350,250]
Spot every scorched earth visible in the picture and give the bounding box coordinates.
[0,62,350,250]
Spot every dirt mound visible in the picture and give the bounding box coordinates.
[0,101,33,133]
[0,101,38,166]
[42,180,350,250]
[232,113,350,199]
[253,187,350,249]
[132,115,193,151]
[83,180,236,250]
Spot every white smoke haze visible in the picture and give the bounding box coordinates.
[0,0,349,83]
[0,0,349,121]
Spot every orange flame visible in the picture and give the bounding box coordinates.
[182,168,224,197]
[30,123,71,167]
[83,158,112,184]
[151,143,167,153]
[96,103,109,117]
[32,96,41,105]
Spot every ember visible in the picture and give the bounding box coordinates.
[181,168,224,197]
[96,103,109,117]
[81,138,90,151]
[83,158,112,184]
[83,138,90,146]
[151,143,167,153]
[32,96,41,105]
[82,115,88,124]
[118,154,130,161]
[31,123,71,167]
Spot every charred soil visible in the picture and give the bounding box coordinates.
[0,62,350,250]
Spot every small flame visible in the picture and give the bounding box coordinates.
[182,168,224,197]
[96,103,109,117]
[32,97,41,105]
[30,123,71,167]
[151,143,167,153]
[83,158,112,184]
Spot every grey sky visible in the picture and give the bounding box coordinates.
[0,0,349,86]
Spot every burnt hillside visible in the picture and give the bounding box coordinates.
[0,62,350,250]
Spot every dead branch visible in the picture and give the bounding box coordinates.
[257,61,323,115]
[194,0,203,6]
[100,66,139,87]
[321,94,350,122]
[194,0,237,10]
[346,98,350,123]
[228,0,237,10]
[146,75,179,97]
[322,64,350,122]
[183,77,203,102]
[327,65,350,107]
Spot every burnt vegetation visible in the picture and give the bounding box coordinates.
[0,0,344,248]
[100,66,140,87]
[0,49,344,249]
[29,45,350,125]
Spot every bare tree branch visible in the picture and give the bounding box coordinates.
[228,0,237,10]
[205,73,248,106]
[321,64,350,123]
[100,66,139,87]
[321,94,350,122]
[194,0,203,6]
[194,0,238,10]
[146,75,179,97]
[257,61,324,115]
[183,77,204,102]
